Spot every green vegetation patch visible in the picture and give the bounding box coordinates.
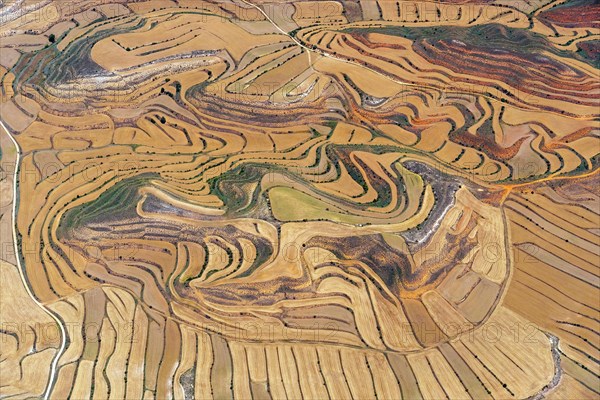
[61,173,158,232]
[269,186,363,224]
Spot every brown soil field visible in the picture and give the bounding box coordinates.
[0,0,598,399]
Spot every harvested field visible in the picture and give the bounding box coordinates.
[0,0,598,399]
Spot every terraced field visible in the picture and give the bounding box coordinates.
[0,0,598,399]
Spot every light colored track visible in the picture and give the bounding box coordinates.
[0,119,66,400]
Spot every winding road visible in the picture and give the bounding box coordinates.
[0,119,66,400]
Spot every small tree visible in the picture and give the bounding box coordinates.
[48,34,55,43]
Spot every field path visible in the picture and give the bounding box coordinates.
[239,0,314,66]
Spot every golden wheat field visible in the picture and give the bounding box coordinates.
[0,0,598,399]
